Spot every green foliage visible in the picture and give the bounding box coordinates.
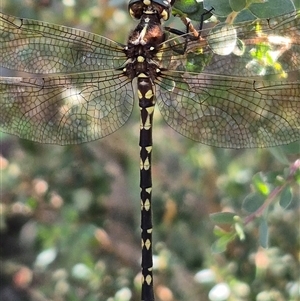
[204,0,295,20]
[172,0,212,22]
[280,186,293,209]
[242,192,265,212]
[0,1,299,301]
[211,158,300,252]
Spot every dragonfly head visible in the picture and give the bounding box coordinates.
[128,0,174,21]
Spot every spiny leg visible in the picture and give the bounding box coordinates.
[165,7,213,54]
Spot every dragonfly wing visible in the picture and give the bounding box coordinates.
[156,71,300,148]
[162,11,300,80]
[0,71,134,144]
[0,12,126,74]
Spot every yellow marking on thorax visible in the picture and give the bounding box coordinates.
[138,73,147,78]
[138,90,143,99]
[145,89,154,99]
[139,24,148,42]
[137,55,145,62]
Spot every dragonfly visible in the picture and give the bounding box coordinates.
[0,0,299,300]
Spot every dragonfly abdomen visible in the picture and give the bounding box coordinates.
[138,74,155,301]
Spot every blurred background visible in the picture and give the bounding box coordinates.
[0,0,299,300]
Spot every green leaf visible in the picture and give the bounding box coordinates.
[229,0,247,12]
[173,0,212,22]
[233,9,256,23]
[252,172,270,196]
[279,186,293,209]
[259,218,269,248]
[242,192,265,213]
[211,233,236,253]
[203,0,233,17]
[210,212,236,224]
[269,147,290,165]
[205,0,295,23]
[263,171,283,186]
[173,0,201,14]
[249,0,295,18]
[213,226,228,237]
[234,221,245,241]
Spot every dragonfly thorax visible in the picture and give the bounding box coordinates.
[128,13,165,46]
[123,43,162,82]
[123,13,165,81]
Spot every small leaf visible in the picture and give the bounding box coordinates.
[213,226,229,237]
[211,233,236,253]
[259,218,269,248]
[234,222,245,241]
[210,212,236,224]
[173,0,212,21]
[252,172,270,196]
[242,192,265,213]
[279,186,293,209]
[173,0,199,14]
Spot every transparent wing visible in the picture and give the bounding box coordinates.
[0,12,126,74]
[161,11,300,80]
[155,71,300,148]
[0,71,134,144]
[156,10,300,148]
